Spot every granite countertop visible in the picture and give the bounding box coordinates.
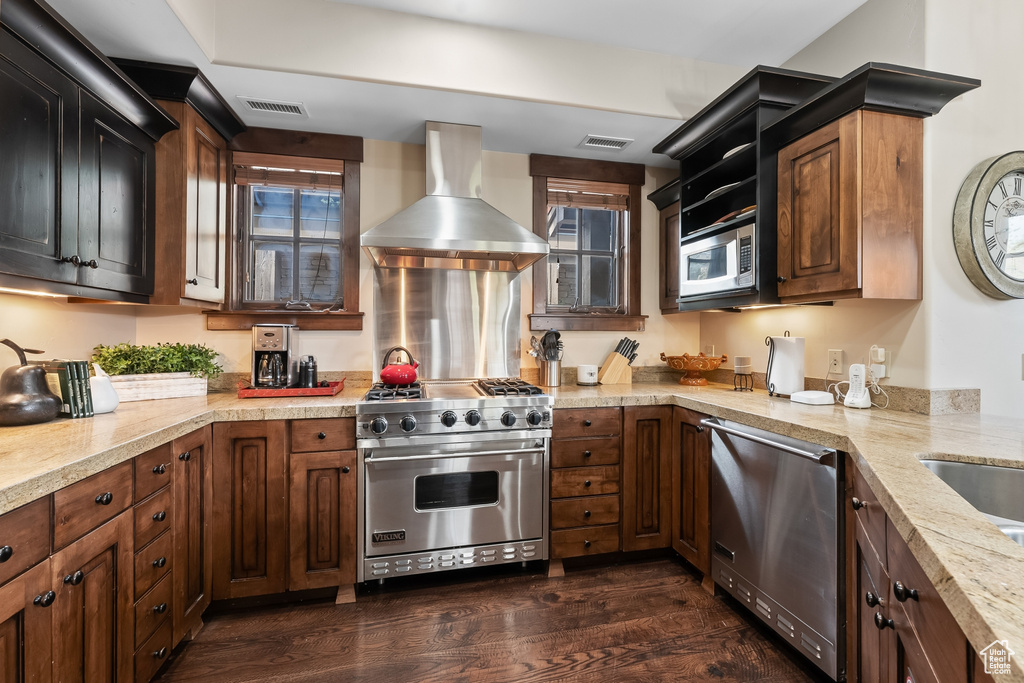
[1,381,1022,678]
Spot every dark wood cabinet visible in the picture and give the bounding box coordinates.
[670,407,711,577]
[0,560,53,683]
[172,426,213,642]
[621,406,672,551]
[658,202,680,313]
[212,421,288,599]
[777,110,923,303]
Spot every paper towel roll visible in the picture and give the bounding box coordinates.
[766,336,804,396]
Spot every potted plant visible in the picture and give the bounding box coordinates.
[91,342,223,402]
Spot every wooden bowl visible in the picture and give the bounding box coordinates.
[660,352,729,386]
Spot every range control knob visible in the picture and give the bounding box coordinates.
[370,417,388,435]
[400,415,417,432]
[465,410,482,426]
[527,410,543,426]
[440,411,458,428]
[500,411,517,427]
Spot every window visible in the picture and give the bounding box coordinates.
[529,155,647,331]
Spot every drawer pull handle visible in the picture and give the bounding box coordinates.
[583,420,592,427]
[33,591,56,607]
[583,510,591,518]
[584,480,592,488]
[865,591,880,607]
[873,612,894,630]
[0,545,12,563]
[893,581,919,602]
[153,647,168,660]
[153,557,167,569]
[95,492,113,505]
[179,451,191,462]
[851,497,866,510]
[153,511,167,522]
[583,540,591,548]
[583,450,591,458]
[152,464,166,475]
[342,466,351,474]
[153,602,168,614]
[64,570,84,586]
[317,431,327,440]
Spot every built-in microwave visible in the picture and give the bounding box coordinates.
[678,222,755,300]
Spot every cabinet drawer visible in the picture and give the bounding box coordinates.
[135,572,172,647]
[53,461,132,551]
[550,525,619,558]
[551,466,619,498]
[134,486,172,549]
[0,496,50,586]
[290,418,355,453]
[134,529,172,596]
[851,462,886,564]
[135,619,172,683]
[553,408,621,439]
[551,495,619,529]
[551,438,620,468]
[134,443,173,503]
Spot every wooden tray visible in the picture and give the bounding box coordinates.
[236,379,344,399]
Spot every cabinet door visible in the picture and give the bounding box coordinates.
[622,406,672,552]
[288,450,357,591]
[0,30,79,283]
[173,425,213,643]
[183,111,227,303]
[670,407,710,573]
[50,512,134,683]
[776,113,859,299]
[853,525,890,683]
[0,560,53,683]
[212,421,287,599]
[659,201,680,312]
[77,90,155,295]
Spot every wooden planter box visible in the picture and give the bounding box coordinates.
[108,372,208,402]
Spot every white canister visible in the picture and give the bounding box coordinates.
[577,364,599,386]
[90,363,120,414]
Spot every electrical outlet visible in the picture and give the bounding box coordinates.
[704,344,715,356]
[828,349,843,375]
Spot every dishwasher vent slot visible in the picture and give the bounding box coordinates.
[777,614,796,637]
[801,633,824,659]
[736,582,752,603]
[755,597,772,618]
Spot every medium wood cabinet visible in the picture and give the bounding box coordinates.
[0,558,53,682]
[212,421,288,599]
[621,406,672,551]
[172,426,213,642]
[777,110,923,303]
[670,407,711,576]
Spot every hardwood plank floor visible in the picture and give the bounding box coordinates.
[155,558,830,682]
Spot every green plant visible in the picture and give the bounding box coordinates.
[91,342,224,379]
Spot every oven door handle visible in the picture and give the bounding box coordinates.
[364,447,547,463]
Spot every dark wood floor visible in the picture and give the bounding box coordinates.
[155,558,829,682]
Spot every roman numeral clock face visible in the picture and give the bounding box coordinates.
[954,152,1024,299]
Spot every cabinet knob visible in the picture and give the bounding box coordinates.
[583,510,591,518]
[865,591,880,607]
[583,540,592,549]
[95,492,113,505]
[64,570,84,586]
[186,278,199,286]
[583,420,592,427]
[153,557,167,568]
[152,464,166,475]
[179,451,191,462]
[61,255,82,266]
[0,545,12,563]
[342,466,351,474]
[83,259,98,269]
[777,276,787,283]
[696,425,705,433]
[873,612,894,630]
[33,591,56,608]
[584,480,592,488]
[153,511,167,522]
[851,497,866,510]
[153,602,168,614]
[893,581,919,602]
[317,432,327,440]
[153,647,168,660]
[583,450,591,458]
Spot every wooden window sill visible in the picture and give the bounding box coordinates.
[205,310,364,331]
[529,313,647,332]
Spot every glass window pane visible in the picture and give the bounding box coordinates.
[415,471,499,510]
[248,242,293,302]
[688,245,728,281]
[582,209,616,252]
[546,254,578,307]
[583,255,616,307]
[298,244,341,302]
[299,189,342,239]
[546,206,579,249]
[251,188,294,236]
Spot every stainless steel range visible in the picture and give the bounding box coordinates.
[356,378,553,582]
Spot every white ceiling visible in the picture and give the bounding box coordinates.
[41,0,867,167]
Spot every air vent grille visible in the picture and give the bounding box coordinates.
[237,96,308,117]
[579,134,633,150]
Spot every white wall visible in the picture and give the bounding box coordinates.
[0,294,137,363]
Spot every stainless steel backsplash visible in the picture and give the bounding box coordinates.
[372,267,521,380]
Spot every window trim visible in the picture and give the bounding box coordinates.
[528,154,647,332]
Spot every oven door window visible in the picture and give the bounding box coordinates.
[687,244,728,281]
[414,471,499,510]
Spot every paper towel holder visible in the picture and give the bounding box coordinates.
[765,331,790,397]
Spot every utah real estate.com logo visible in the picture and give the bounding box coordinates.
[980,640,1015,676]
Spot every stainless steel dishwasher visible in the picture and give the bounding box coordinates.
[703,418,845,681]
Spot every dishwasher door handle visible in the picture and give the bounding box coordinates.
[700,419,835,466]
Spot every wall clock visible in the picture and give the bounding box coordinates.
[953,151,1024,299]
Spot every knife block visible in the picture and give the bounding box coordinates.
[597,352,632,385]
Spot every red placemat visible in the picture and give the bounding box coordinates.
[236,379,345,398]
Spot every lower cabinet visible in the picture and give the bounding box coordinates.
[670,407,711,575]
[172,426,213,642]
[621,406,672,551]
[0,560,53,682]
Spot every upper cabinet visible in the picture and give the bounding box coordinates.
[0,0,176,301]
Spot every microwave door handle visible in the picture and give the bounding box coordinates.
[365,447,547,463]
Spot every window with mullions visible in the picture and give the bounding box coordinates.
[546,205,621,310]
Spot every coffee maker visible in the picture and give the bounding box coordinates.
[252,324,298,388]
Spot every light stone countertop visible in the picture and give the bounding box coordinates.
[1,381,1022,679]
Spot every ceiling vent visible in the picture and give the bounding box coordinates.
[237,96,308,118]
[579,134,633,151]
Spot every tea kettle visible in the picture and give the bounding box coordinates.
[379,346,418,385]
[0,339,63,426]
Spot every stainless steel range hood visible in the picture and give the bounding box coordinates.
[361,122,548,272]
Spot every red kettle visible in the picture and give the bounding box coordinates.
[379,346,418,385]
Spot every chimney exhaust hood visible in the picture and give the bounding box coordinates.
[361,122,549,272]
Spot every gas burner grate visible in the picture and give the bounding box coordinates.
[365,382,423,401]
[476,378,544,397]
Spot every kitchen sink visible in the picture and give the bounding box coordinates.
[920,459,1024,547]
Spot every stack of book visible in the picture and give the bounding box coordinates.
[29,360,94,418]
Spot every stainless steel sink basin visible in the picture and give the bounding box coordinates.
[920,459,1024,547]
